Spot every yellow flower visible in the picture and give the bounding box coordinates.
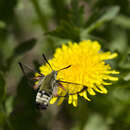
[38,40,119,107]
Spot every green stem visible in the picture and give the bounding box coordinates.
[30,0,56,52]
[5,118,14,130]
[30,0,49,31]
[0,105,14,130]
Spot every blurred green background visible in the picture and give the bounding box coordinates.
[0,0,130,130]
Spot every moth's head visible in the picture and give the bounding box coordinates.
[51,71,58,78]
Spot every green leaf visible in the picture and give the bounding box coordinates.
[13,38,37,57]
[45,20,80,42]
[119,51,130,69]
[113,15,130,29]
[108,28,127,53]
[5,96,14,117]
[84,114,109,130]
[70,0,85,27]
[0,105,5,126]
[0,21,6,29]
[0,72,5,103]
[50,0,69,23]
[81,6,120,37]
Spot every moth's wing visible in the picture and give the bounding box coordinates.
[50,82,66,97]
[56,80,87,97]
[18,62,43,88]
[56,80,82,86]
[57,86,87,97]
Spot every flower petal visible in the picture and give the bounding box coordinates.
[98,85,108,94]
[83,91,91,101]
[57,97,65,105]
[68,95,73,104]
[87,88,96,95]
[50,97,57,104]
[72,94,78,107]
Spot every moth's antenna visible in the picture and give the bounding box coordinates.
[58,65,71,71]
[42,53,53,70]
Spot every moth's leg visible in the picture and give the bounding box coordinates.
[33,73,44,80]
[58,82,66,91]
[52,82,67,97]
[33,76,42,80]
[33,79,43,90]
[33,84,40,90]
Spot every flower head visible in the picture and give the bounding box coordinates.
[38,40,119,107]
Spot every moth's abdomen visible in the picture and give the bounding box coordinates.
[35,91,51,109]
